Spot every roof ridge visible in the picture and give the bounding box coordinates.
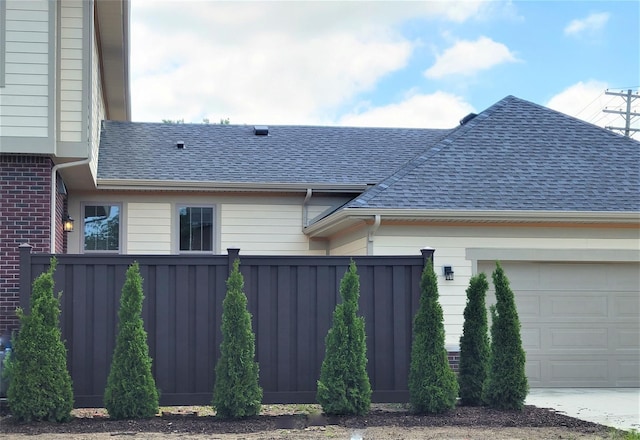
[346,95,516,208]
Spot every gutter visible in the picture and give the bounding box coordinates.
[96,179,369,193]
[304,208,640,238]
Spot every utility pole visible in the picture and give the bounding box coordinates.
[603,89,640,137]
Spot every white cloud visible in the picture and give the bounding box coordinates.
[338,92,475,128]
[130,1,493,124]
[564,12,610,36]
[424,37,519,79]
[546,80,612,127]
[548,81,640,137]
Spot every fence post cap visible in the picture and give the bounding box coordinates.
[19,243,33,249]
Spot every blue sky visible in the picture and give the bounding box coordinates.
[130,1,639,134]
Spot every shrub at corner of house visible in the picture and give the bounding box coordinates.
[104,262,159,419]
[458,272,490,406]
[317,260,371,416]
[483,261,529,410]
[7,257,74,422]
[213,258,262,418]
[408,258,459,414]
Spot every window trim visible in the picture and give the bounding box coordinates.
[81,202,122,254]
[176,205,216,254]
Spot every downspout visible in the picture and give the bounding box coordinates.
[367,214,381,255]
[302,188,312,227]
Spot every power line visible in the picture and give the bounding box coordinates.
[603,89,640,137]
[574,91,605,118]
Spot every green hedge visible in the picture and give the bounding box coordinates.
[104,262,159,419]
[408,259,458,413]
[213,259,262,418]
[458,273,490,406]
[7,258,74,422]
[483,262,529,410]
[317,260,371,415]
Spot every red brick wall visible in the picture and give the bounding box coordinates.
[0,154,56,333]
[448,350,460,373]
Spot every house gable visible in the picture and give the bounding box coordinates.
[343,96,640,213]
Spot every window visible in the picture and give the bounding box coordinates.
[179,206,214,252]
[83,204,120,252]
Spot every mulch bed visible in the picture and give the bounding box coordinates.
[0,404,614,436]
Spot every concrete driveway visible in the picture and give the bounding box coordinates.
[526,388,640,432]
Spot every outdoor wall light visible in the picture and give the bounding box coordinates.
[443,265,454,281]
[62,215,74,232]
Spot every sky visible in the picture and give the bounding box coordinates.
[130,1,640,135]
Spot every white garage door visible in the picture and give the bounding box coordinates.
[478,261,640,388]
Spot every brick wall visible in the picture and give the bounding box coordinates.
[0,154,58,333]
[448,351,460,373]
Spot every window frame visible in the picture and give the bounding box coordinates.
[176,205,216,254]
[81,202,122,254]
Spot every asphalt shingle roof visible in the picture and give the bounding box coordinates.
[97,122,452,186]
[346,96,640,212]
[97,96,640,214]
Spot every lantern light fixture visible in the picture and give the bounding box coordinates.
[443,265,454,281]
[62,215,74,232]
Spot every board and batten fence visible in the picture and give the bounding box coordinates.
[19,244,435,407]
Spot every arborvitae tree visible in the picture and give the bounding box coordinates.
[104,262,159,419]
[317,260,371,415]
[408,259,458,413]
[213,259,262,418]
[458,273,490,406]
[483,262,529,410]
[7,258,74,422]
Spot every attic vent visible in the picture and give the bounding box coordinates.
[459,113,477,125]
[176,141,185,149]
[254,125,269,136]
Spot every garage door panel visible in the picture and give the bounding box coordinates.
[478,261,640,387]
[606,266,640,290]
[549,295,608,318]
[522,327,541,351]
[618,360,640,386]
[548,328,608,351]
[549,359,609,385]
[618,329,640,351]
[513,295,541,318]
[526,360,542,387]
[615,295,640,317]
[538,264,607,290]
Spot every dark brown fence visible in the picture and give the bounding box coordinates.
[19,245,433,407]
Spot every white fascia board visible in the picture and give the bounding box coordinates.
[96,179,369,193]
[304,208,640,237]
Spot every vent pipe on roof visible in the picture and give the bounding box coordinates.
[459,113,477,125]
[254,125,269,136]
[177,141,185,149]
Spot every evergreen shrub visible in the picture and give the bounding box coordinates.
[104,262,159,419]
[317,260,371,415]
[213,259,262,418]
[408,259,458,413]
[483,262,529,410]
[458,273,490,406]
[7,258,74,422]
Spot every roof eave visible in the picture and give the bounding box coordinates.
[304,208,640,237]
[95,0,131,121]
[96,179,370,193]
